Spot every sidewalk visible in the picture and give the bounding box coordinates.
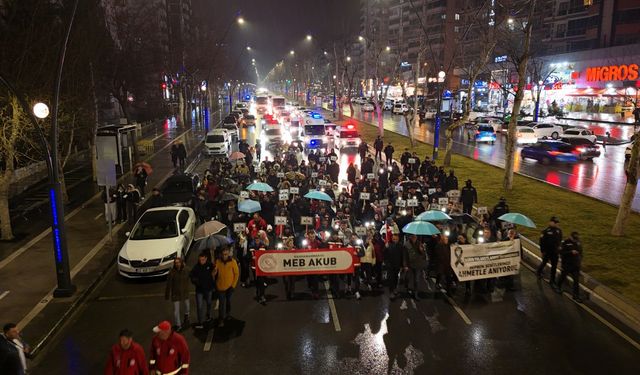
[0,121,206,352]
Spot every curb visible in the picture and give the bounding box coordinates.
[27,135,205,359]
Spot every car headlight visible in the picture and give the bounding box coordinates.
[356,139,361,145]
[118,256,129,265]
[163,252,178,263]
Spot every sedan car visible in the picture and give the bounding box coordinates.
[362,102,375,111]
[560,137,601,160]
[221,121,239,139]
[243,114,256,127]
[516,126,538,144]
[118,207,196,278]
[561,127,597,143]
[521,141,578,164]
[161,174,198,207]
[531,123,563,139]
[475,125,496,144]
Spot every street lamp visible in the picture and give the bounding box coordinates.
[433,70,446,160]
[386,46,391,52]
[290,50,295,55]
[246,46,252,51]
[237,16,245,25]
[358,35,364,42]
[33,102,50,119]
[346,56,351,62]
[306,34,312,41]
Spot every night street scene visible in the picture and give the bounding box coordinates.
[2,0,640,374]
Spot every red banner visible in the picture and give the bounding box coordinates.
[254,248,357,276]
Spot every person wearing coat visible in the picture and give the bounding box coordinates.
[361,236,377,290]
[554,231,584,302]
[432,234,452,293]
[134,166,148,196]
[165,258,190,331]
[384,233,407,300]
[404,235,427,299]
[189,253,216,328]
[214,248,239,326]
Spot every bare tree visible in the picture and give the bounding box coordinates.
[612,132,640,236]
[528,58,557,121]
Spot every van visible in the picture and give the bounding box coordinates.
[204,129,231,157]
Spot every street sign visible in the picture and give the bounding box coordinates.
[234,223,246,232]
[96,159,116,187]
[360,192,370,200]
[275,216,288,225]
[290,187,299,194]
[300,216,313,225]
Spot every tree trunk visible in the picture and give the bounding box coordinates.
[612,134,640,236]
[178,90,185,126]
[413,54,421,129]
[90,63,99,182]
[376,105,384,137]
[0,171,14,240]
[503,0,536,191]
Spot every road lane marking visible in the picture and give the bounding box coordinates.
[323,281,342,332]
[441,290,472,325]
[17,222,124,331]
[0,291,9,300]
[94,213,103,220]
[203,330,214,352]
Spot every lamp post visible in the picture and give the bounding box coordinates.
[433,70,446,160]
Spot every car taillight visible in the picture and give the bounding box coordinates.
[576,147,586,153]
[548,151,562,156]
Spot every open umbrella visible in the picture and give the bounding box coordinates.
[415,210,452,222]
[304,190,333,202]
[402,221,441,236]
[193,234,234,252]
[229,151,246,161]
[498,213,536,228]
[134,161,153,175]
[238,199,261,213]
[194,220,227,241]
[220,192,239,202]
[247,182,274,192]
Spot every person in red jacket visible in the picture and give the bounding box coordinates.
[104,329,148,375]
[248,212,267,238]
[149,321,190,375]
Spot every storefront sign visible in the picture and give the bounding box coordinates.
[450,240,521,281]
[586,64,639,82]
[254,248,357,276]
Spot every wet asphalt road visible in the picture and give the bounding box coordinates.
[337,105,640,211]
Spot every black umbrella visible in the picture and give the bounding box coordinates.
[193,234,234,252]
[220,193,239,202]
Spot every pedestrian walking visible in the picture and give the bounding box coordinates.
[134,165,148,197]
[177,141,187,169]
[102,186,118,225]
[255,142,262,161]
[1,323,29,375]
[358,140,368,161]
[149,321,190,375]
[603,131,610,152]
[536,216,563,286]
[104,329,148,375]
[214,247,239,327]
[384,233,406,300]
[170,144,179,168]
[374,136,383,161]
[165,258,190,331]
[554,231,584,302]
[124,185,141,223]
[189,252,215,329]
[116,184,128,223]
[383,142,395,165]
[361,236,377,290]
[460,179,478,215]
[404,234,428,299]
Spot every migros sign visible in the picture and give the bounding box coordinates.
[585,64,639,82]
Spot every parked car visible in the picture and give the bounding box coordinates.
[561,127,597,143]
[203,129,231,157]
[221,121,239,139]
[243,114,256,127]
[161,174,199,207]
[561,137,601,160]
[516,126,538,144]
[475,125,496,144]
[520,141,578,164]
[383,100,394,111]
[362,102,375,111]
[117,207,197,278]
[392,103,410,114]
[531,123,563,139]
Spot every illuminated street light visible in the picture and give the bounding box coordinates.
[306,34,312,41]
[323,51,328,55]
[246,46,252,51]
[237,17,245,25]
[252,58,256,63]
[290,50,295,55]
[33,102,50,119]
[507,17,514,24]
[358,35,364,42]
[346,56,351,62]
[386,46,391,52]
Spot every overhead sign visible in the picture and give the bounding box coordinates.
[450,240,521,281]
[254,248,357,276]
[586,64,639,82]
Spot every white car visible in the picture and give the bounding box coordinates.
[516,126,538,144]
[531,123,563,139]
[362,102,375,112]
[383,100,394,111]
[221,121,239,139]
[561,128,597,143]
[392,103,409,114]
[334,125,362,150]
[118,207,196,278]
[204,129,231,156]
[261,126,285,146]
[423,108,437,119]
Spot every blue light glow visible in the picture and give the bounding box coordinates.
[50,188,63,263]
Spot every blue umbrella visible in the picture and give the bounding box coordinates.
[304,190,333,202]
[246,182,274,192]
[238,199,261,213]
[498,213,536,228]
[402,221,441,236]
[415,210,452,222]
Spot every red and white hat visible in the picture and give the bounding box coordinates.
[152,320,171,333]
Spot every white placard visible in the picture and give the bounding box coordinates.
[280,189,289,196]
[277,172,285,178]
[275,216,288,225]
[379,199,388,207]
[396,199,406,207]
[448,189,461,198]
[240,191,249,199]
[438,197,450,205]
[279,192,289,201]
[354,226,367,236]
[300,216,313,225]
[430,203,441,210]
[407,198,418,207]
[234,223,246,232]
[360,192,370,200]
[451,240,521,281]
[290,187,299,194]
[428,188,436,195]
[395,185,403,192]
[367,173,375,180]
[477,206,488,215]
[408,158,416,164]
[311,172,318,178]
[318,179,327,186]
[319,157,327,162]
[330,156,337,161]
